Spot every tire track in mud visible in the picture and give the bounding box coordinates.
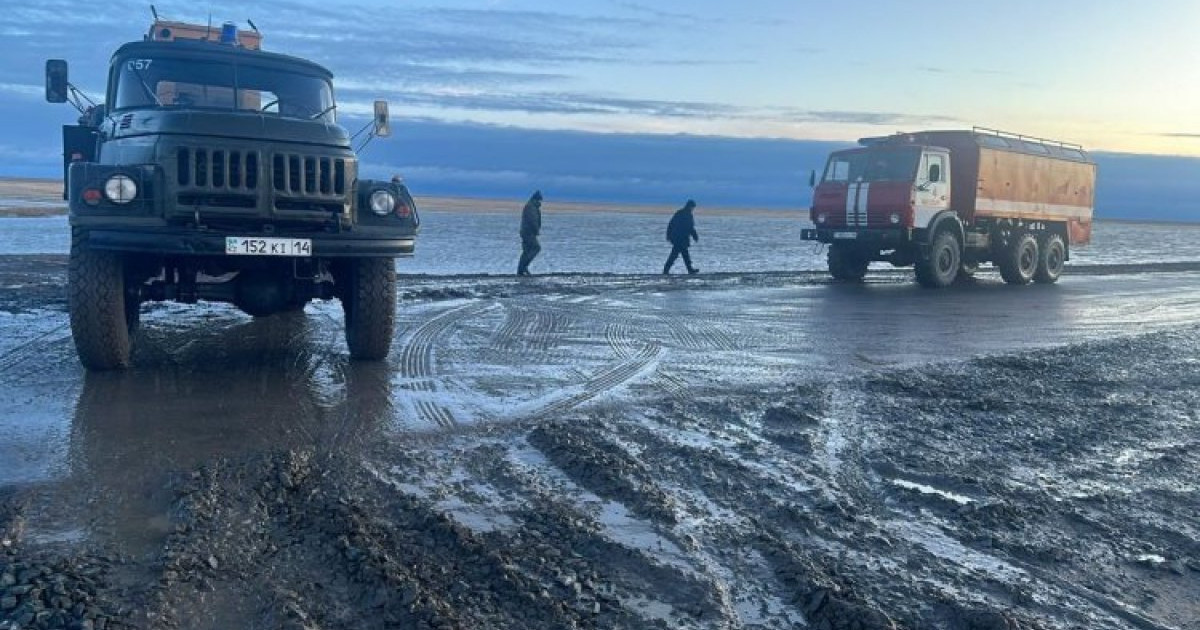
[527,342,662,419]
[595,309,699,402]
[488,305,537,354]
[805,338,1200,630]
[396,301,492,427]
[0,320,73,382]
[655,313,801,386]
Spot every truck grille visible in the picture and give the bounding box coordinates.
[272,153,347,197]
[176,148,260,191]
[172,147,350,215]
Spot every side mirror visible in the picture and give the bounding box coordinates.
[808,169,816,188]
[373,100,391,138]
[45,59,69,104]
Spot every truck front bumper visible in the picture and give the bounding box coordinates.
[82,228,414,258]
[801,228,913,247]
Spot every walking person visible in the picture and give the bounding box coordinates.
[517,190,543,276]
[663,199,700,274]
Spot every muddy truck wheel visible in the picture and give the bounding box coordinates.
[342,257,397,360]
[914,230,961,288]
[1034,233,1066,284]
[68,229,135,370]
[827,243,869,282]
[999,233,1039,285]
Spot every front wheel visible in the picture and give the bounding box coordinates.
[69,229,135,370]
[998,233,1039,285]
[914,231,961,288]
[827,243,869,282]
[1034,234,1066,284]
[341,258,397,360]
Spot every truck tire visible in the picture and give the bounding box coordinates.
[68,229,134,370]
[342,257,397,360]
[998,233,1039,285]
[827,243,869,282]
[1034,234,1066,284]
[914,230,961,288]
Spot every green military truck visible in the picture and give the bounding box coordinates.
[45,20,417,369]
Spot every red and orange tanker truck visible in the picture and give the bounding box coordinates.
[801,127,1096,287]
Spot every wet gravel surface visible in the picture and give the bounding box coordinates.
[1,256,1199,629]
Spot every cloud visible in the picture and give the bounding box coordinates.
[0,83,43,98]
[610,2,699,23]
[1162,133,1200,139]
[771,109,961,127]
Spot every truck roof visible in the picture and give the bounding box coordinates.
[858,128,1092,164]
[111,40,333,80]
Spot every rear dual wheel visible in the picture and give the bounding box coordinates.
[1034,234,1066,284]
[999,233,1039,285]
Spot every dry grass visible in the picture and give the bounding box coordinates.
[0,178,65,217]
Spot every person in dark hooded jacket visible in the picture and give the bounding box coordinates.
[517,190,543,276]
[663,199,699,274]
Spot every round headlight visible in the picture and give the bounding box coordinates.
[369,190,396,216]
[890,213,901,224]
[817,213,828,224]
[103,175,137,204]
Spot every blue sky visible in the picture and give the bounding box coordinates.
[1,0,1198,218]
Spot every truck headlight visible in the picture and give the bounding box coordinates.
[369,190,396,216]
[817,213,828,224]
[103,175,137,204]
[890,213,901,224]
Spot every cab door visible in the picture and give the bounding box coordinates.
[913,150,950,229]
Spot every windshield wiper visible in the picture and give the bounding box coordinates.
[310,104,336,120]
[132,67,162,106]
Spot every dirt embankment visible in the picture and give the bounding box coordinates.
[3,323,1198,629]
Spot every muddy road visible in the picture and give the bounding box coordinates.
[1,257,1198,629]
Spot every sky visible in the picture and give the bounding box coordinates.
[1,0,1198,217]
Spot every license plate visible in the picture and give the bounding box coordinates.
[833,231,858,239]
[225,236,312,257]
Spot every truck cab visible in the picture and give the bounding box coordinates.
[811,144,951,235]
[46,20,417,369]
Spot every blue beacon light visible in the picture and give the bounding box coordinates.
[219,22,238,45]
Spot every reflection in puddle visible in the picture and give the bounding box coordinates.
[52,313,401,553]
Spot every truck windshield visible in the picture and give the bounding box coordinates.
[112,56,335,122]
[822,148,920,183]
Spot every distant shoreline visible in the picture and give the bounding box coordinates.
[0,176,801,218]
[1,176,1195,225]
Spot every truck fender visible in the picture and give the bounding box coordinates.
[920,212,964,257]
[924,212,964,245]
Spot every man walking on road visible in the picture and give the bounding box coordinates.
[663,199,700,274]
[517,190,543,276]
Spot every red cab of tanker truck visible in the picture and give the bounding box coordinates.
[800,127,1096,287]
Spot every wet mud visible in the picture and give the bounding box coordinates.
[1,256,1199,629]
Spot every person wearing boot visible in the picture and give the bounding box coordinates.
[517,190,543,276]
[663,199,700,274]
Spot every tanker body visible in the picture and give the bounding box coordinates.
[801,127,1096,287]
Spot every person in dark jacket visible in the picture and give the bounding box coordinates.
[517,190,543,276]
[663,199,699,274]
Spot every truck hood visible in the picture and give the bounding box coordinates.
[810,181,912,228]
[106,109,351,149]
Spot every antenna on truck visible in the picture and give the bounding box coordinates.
[150,4,159,20]
[247,19,259,33]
